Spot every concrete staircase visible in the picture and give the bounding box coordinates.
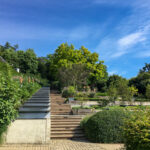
[50,92,85,139]
[18,87,50,119]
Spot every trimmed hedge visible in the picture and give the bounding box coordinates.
[81,109,130,143]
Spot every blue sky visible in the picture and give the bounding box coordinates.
[0,0,150,79]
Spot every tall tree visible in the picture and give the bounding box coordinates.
[58,64,90,89]
[129,63,150,96]
[140,63,150,73]
[47,43,108,90]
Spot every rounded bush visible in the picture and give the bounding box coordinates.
[83,109,129,143]
[62,86,76,98]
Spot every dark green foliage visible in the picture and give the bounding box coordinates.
[140,63,150,73]
[107,75,127,88]
[129,72,150,96]
[37,57,48,79]
[17,49,38,74]
[82,109,130,143]
[80,115,91,129]
[47,43,108,90]
[58,64,90,89]
[88,92,96,98]
[0,43,41,75]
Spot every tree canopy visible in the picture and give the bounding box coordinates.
[47,43,108,89]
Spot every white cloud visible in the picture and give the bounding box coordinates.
[111,51,128,58]
[118,32,146,48]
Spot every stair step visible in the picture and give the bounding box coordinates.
[18,112,50,119]
[51,119,81,122]
[51,105,70,107]
[51,104,70,106]
[51,122,80,125]
[51,109,71,113]
[51,127,81,131]
[51,131,83,134]
[51,124,80,128]
[19,107,50,113]
[51,134,84,138]
[51,116,83,119]
[51,113,72,115]
[51,110,71,112]
[32,96,49,98]
[29,99,50,101]
[23,103,50,107]
[30,98,50,99]
[26,101,50,103]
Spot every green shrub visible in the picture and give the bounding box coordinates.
[96,92,108,96]
[19,82,40,103]
[80,115,91,129]
[62,86,76,98]
[146,84,150,99]
[75,97,101,101]
[75,92,88,97]
[88,92,96,98]
[0,74,20,143]
[82,109,130,143]
[0,64,41,142]
[123,109,150,150]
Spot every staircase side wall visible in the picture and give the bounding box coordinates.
[6,118,50,144]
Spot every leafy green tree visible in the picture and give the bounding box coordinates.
[129,72,150,96]
[37,57,48,78]
[58,64,90,89]
[146,84,150,99]
[107,75,127,88]
[107,75,137,102]
[129,63,150,96]
[4,42,11,49]
[107,84,118,103]
[140,63,150,73]
[1,49,18,68]
[17,49,38,74]
[47,43,108,90]
[117,80,132,101]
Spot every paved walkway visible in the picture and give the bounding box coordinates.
[0,140,124,150]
